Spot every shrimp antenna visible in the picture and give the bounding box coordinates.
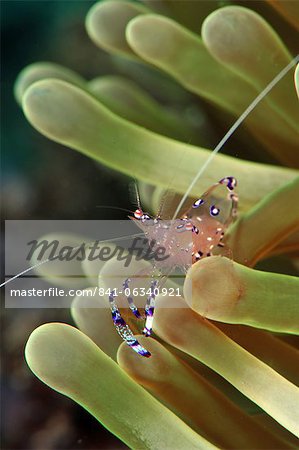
[129,179,142,210]
[157,192,168,218]
[134,180,142,210]
[0,232,144,288]
[173,55,299,220]
[96,205,135,215]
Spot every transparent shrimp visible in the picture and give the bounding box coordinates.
[108,56,299,357]
[114,176,237,357]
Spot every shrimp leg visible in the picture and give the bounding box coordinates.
[109,290,151,357]
[123,278,143,319]
[143,279,159,337]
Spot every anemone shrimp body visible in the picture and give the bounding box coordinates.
[131,176,238,271]
[130,217,193,272]
[107,177,239,358]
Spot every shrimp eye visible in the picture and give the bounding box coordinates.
[134,209,143,219]
[192,199,204,208]
[210,205,220,216]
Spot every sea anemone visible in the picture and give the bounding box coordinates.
[15,1,299,448]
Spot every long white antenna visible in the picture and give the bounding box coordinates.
[134,180,142,210]
[172,55,299,219]
[0,232,144,288]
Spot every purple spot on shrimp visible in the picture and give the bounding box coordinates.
[132,308,141,319]
[192,198,204,208]
[130,340,151,357]
[143,328,151,337]
[220,176,237,191]
[116,317,126,326]
[210,205,220,216]
[145,307,154,317]
[194,250,203,260]
[139,349,151,357]
[112,311,126,326]
[141,214,151,222]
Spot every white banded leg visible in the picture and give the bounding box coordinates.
[123,278,143,319]
[109,290,151,357]
[143,279,158,337]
